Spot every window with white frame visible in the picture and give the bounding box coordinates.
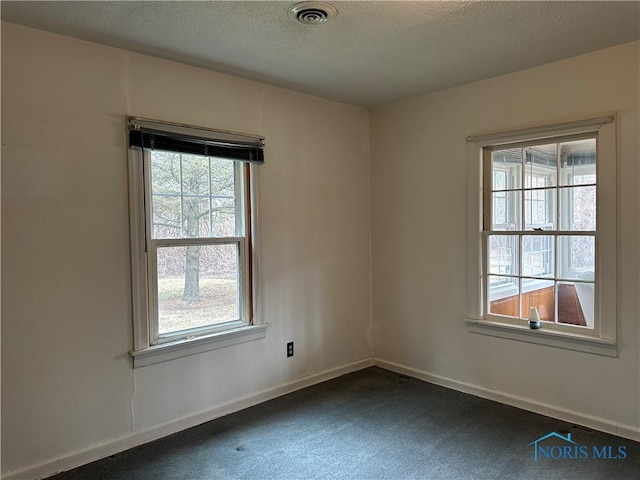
[127,117,266,366]
[486,137,596,327]
[466,115,617,356]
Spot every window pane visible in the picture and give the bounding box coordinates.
[211,157,236,197]
[488,235,518,276]
[557,281,593,328]
[150,151,181,194]
[525,144,557,188]
[182,197,210,237]
[212,198,237,237]
[493,169,507,190]
[156,244,240,335]
[150,151,239,239]
[559,186,595,231]
[524,188,556,230]
[493,194,507,224]
[492,148,521,190]
[559,138,596,186]
[152,195,181,239]
[489,276,520,318]
[523,279,555,322]
[492,191,520,231]
[522,235,554,278]
[558,235,594,281]
[181,155,210,195]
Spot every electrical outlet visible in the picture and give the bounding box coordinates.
[287,342,294,358]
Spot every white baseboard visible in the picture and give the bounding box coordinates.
[3,358,374,480]
[374,358,640,442]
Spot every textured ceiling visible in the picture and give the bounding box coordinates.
[2,1,639,107]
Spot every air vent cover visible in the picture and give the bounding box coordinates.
[289,2,337,25]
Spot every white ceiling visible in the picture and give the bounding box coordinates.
[2,1,639,107]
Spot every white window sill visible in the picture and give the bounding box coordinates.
[130,323,269,368]
[465,319,617,357]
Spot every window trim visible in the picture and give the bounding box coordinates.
[130,323,268,368]
[465,114,617,356]
[127,123,266,367]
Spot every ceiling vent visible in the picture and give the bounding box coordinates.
[289,2,337,25]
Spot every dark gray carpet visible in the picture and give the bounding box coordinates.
[49,367,639,480]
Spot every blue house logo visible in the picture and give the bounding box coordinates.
[528,431,627,461]
[528,432,578,461]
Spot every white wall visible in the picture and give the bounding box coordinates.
[1,22,372,476]
[370,42,640,431]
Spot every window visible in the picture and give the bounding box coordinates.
[466,115,617,356]
[127,118,267,367]
[486,137,596,327]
